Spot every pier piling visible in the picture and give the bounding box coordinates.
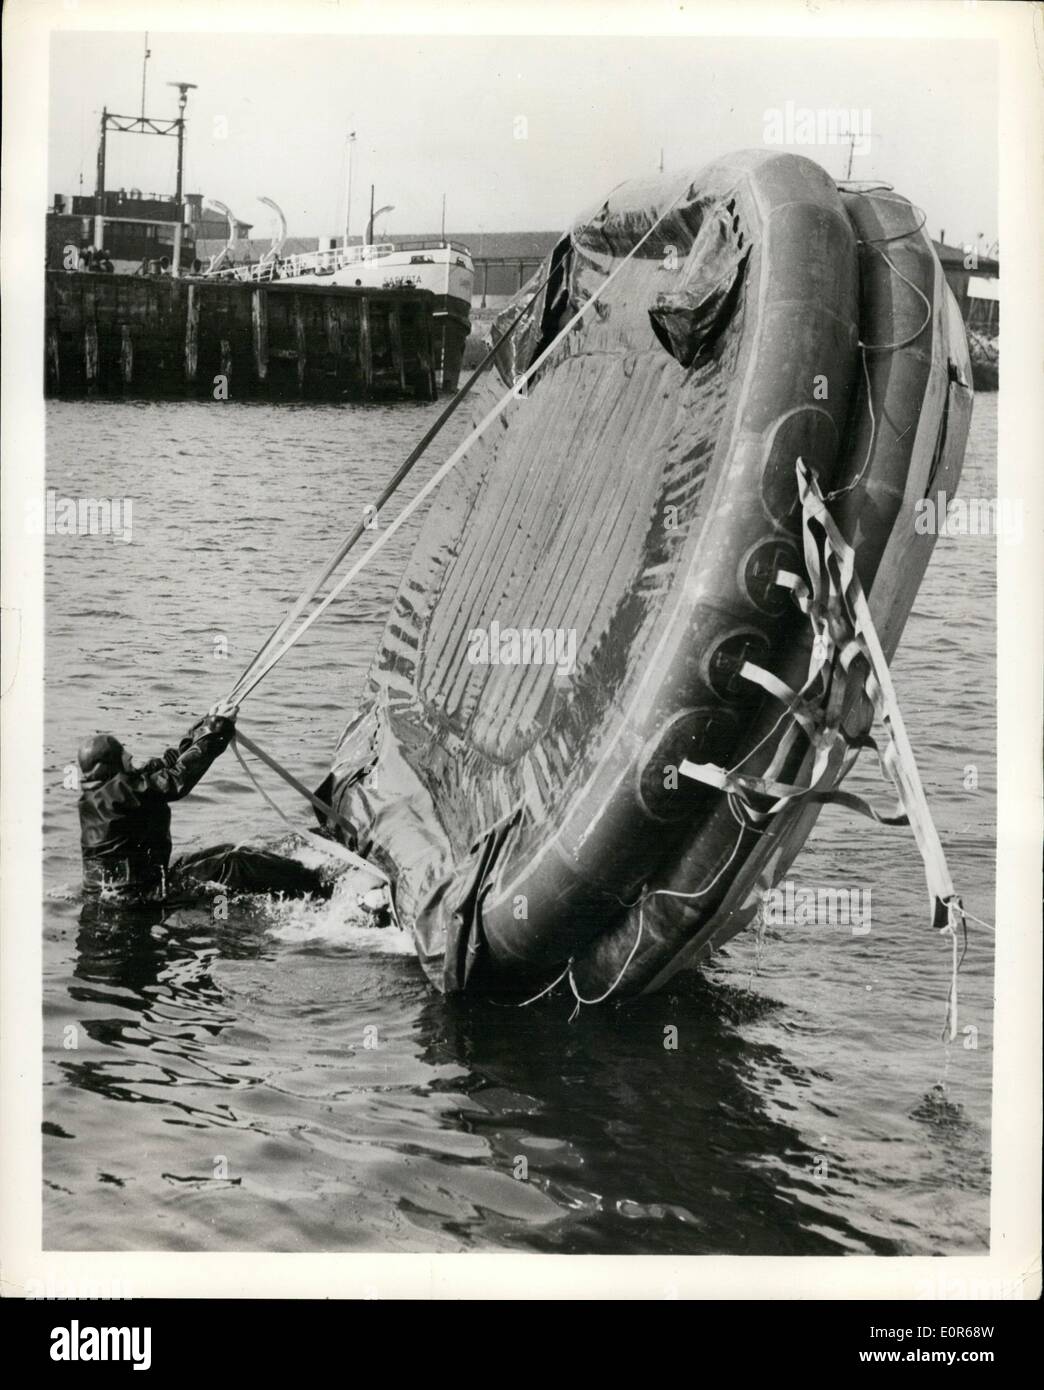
[45,272,440,403]
[251,287,269,385]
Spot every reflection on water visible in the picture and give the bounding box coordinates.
[43,396,996,1253]
[57,899,901,1254]
[417,986,906,1255]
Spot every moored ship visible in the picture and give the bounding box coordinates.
[208,238,474,392]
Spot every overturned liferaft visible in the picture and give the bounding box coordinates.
[320,150,973,1001]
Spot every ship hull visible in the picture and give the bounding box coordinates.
[266,245,473,391]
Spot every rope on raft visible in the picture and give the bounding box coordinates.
[825,209,934,502]
[231,735,296,830]
[961,909,995,934]
[231,729,381,880]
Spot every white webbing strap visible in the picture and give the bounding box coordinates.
[794,457,959,930]
[681,456,962,941]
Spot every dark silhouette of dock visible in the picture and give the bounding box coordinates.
[45,272,440,402]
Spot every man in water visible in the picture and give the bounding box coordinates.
[78,701,342,906]
[78,701,240,901]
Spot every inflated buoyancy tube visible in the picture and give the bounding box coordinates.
[568,186,973,998]
[323,151,971,998]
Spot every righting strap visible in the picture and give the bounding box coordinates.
[681,456,962,940]
[231,730,387,884]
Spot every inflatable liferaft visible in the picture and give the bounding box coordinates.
[321,150,973,999]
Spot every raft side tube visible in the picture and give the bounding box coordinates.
[568,189,972,999]
[475,153,859,984]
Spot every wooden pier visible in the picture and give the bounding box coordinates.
[45,272,439,402]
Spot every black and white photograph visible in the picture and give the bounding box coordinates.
[2,0,1040,1318]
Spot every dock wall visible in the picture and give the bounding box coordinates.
[45,272,439,402]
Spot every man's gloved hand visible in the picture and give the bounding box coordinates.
[208,699,240,723]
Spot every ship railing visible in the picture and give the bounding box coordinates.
[213,242,400,283]
[207,239,476,284]
[394,238,473,259]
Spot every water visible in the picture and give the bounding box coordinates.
[43,394,997,1254]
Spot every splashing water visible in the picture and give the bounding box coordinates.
[910,1081,969,1129]
[258,830,414,953]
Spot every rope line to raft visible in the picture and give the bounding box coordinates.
[859,250,934,351]
[228,191,690,705]
[727,669,829,775]
[823,248,932,502]
[229,269,557,697]
[854,199,928,245]
[727,791,767,834]
[231,735,296,830]
[960,908,996,934]
[942,906,963,1042]
[566,907,646,1016]
[514,962,573,1008]
[643,818,748,905]
[516,803,752,1013]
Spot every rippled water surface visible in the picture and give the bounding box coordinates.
[43,395,997,1254]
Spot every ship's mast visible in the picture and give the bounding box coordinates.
[92,85,195,264]
[167,82,197,277]
[140,33,150,119]
[343,130,356,248]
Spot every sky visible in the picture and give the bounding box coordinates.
[49,31,998,246]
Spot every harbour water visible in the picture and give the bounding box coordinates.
[42,394,997,1254]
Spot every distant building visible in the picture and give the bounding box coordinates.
[931,240,1000,332]
[47,190,253,273]
[49,189,194,272]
